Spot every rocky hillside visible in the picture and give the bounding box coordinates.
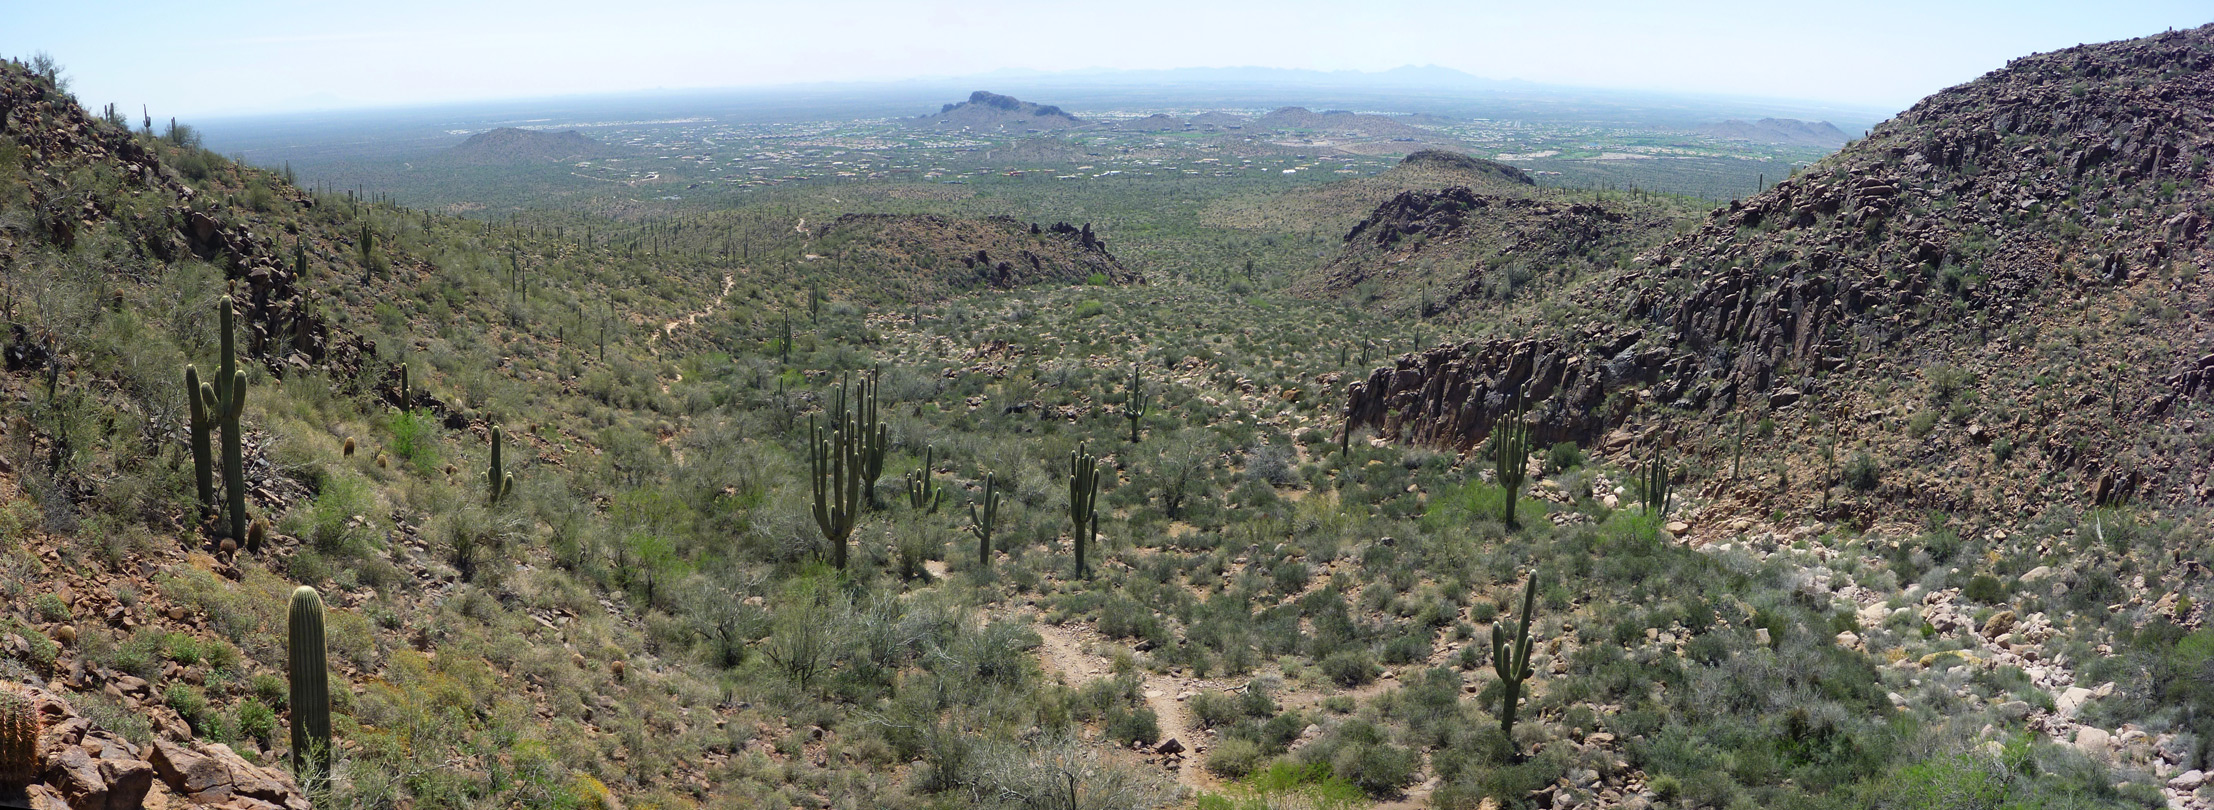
[1345,24,2214,523]
[810,214,1138,298]
[915,91,1083,131]
[441,127,612,164]
[1292,150,1677,319]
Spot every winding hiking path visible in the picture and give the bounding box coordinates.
[650,272,737,348]
[1023,611,1217,793]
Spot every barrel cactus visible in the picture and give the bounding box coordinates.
[0,686,37,786]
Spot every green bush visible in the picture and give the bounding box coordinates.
[388,409,440,475]
[1321,650,1380,687]
[1963,574,2007,604]
[1545,441,1584,473]
[1844,452,1880,492]
[1206,737,1265,778]
[1105,705,1160,746]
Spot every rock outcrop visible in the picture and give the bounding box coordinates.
[5,684,308,810]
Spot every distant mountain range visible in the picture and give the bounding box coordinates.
[1695,118,1849,147]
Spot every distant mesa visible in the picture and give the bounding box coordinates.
[444,127,611,164]
[917,91,1083,131]
[1695,118,1848,147]
[1389,149,1534,187]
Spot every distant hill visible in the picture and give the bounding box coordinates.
[812,214,1137,297]
[1386,149,1534,187]
[915,91,1082,132]
[1250,107,1428,139]
[1695,117,1849,147]
[1114,113,1188,132]
[1188,111,1248,130]
[443,127,612,164]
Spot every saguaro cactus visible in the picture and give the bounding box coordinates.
[1122,363,1148,443]
[968,473,1000,568]
[904,446,943,513]
[397,362,410,410]
[1491,572,1539,759]
[196,298,249,542]
[810,413,863,571]
[1068,446,1100,580]
[185,364,216,517]
[1640,448,1672,518]
[488,426,515,506]
[289,586,332,791]
[1492,389,1531,529]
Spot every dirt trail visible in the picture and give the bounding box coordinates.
[1023,614,1218,793]
[651,272,736,347]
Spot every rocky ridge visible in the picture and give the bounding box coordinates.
[1346,24,2214,516]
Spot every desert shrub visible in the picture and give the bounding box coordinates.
[1844,452,1880,492]
[1206,738,1265,778]
[1321,650,1379,687]
[1105,705,1160,747]
[1963,574,2007,604]
[1545,441,1584,473]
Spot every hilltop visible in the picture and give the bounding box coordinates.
[915,90,1083,131]
[441,127,613,164]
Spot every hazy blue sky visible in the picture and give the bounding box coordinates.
[6,0,2208,118]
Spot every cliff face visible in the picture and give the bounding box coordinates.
[1346,25,2214,513]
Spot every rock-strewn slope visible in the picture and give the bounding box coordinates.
[1347,24,2214,515]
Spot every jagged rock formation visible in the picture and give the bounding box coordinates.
[915,91,1082,131]
[1695,118,1850,147]
[813,214,1137,297]
[1347,24,2214,512]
